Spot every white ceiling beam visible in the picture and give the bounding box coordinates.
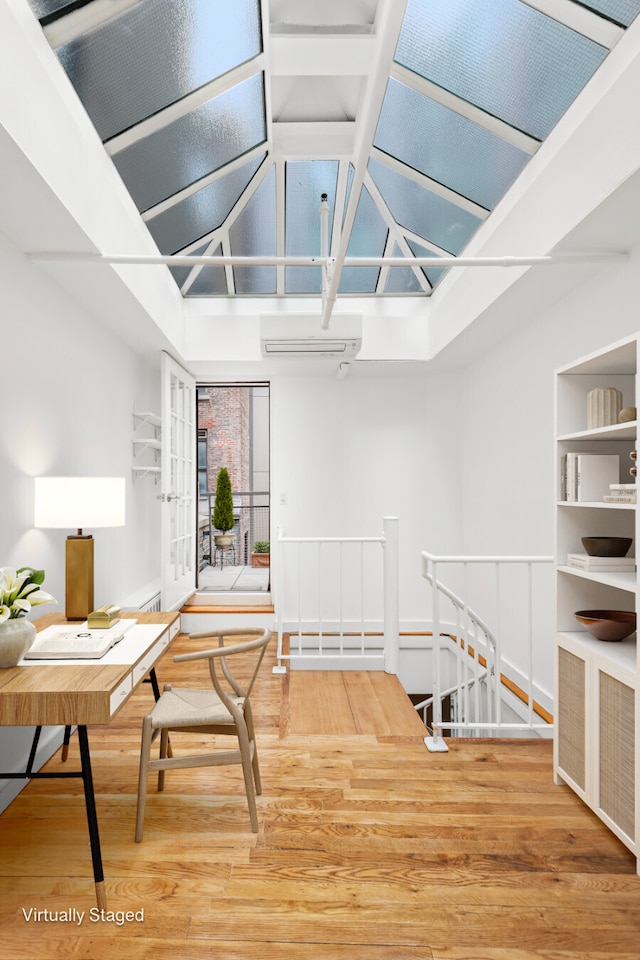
[43,0,139,46]
[521,1,624,48]
[272,122,355,158]
[106,56,266,156]
[390,64,540,155]
[276,158,286,295]
[321,0,410,328]
[269,34,375,76]
[261,0,275,150]
[331,161,350,256]
[178,157,275,292]
[28,251,628,268]
[365,172,432,293]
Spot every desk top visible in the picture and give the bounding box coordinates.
[0,611,180,726]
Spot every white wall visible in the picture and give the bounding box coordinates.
[0,228,161,807]
[461,247,640,555]
[268,367,464,623]
[0,230,162,607]
[457,244,640,701]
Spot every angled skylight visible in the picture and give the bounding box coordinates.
[27,0,638,300]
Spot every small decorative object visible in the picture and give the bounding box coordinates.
[587,386,622,429]
[581,536,632,557]
[212,467,235,548]
[0,567,57,667]
[619,406,637,423]
[251,540,270,568]
[574,609,637,642]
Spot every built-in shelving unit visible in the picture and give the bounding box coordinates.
[554,334,639,872]
[132,411,161,482]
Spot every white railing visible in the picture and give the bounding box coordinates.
[420,551,554,746]
[276,517,399,672]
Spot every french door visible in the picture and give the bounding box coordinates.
[161,352,196,610]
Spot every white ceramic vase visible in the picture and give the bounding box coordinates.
[0,618,36,668]
[587,387,623,429]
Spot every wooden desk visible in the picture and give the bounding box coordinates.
[0,611,180,907]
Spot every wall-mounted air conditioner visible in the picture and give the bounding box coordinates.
[260,314,362,358]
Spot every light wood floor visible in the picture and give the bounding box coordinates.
[0,632,639,959]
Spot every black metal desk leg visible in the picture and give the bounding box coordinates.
[77,725,106,909]
[147,667,161,701]
[61,725,72,762]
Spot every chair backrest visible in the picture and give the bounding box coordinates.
[174,627,271,718]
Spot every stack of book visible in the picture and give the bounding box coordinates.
[567,553,636,572]
[561,453,619,501]
[603,483,637,504]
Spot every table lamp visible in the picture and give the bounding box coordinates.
[34,477,126,621]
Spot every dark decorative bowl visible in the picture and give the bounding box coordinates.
[581,536,632,557]
[574,609,637,642]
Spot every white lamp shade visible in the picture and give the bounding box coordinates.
[35,477,126,529]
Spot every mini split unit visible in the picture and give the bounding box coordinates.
[260,314,362,358]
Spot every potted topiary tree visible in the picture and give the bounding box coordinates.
[251,540,270,568]
[212,467,235,548]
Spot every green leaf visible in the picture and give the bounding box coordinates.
[17,567,44,585]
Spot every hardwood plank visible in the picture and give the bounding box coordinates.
[1,632,639,960]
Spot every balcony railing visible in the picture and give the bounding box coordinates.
[198,491,269,568]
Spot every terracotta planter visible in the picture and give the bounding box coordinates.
[0,618,36,668]
[251,553,270,568]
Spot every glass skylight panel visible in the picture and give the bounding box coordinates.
[338,186,387,294]
[368,157,482,255]
[27,0,74,20]
[285,161,339,294]
[184,247,228,296]
[395,0,607,140]
[407,240,448,288]
[169,241,210,290]
[383,244,428,294]
[146,154,266,255]
[573,0,640,26]
[55,0,262,142]
[230,166,277,294]
[375,79,528,210]
[113,73,266,212]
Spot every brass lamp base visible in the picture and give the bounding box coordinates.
[66,534,94,621]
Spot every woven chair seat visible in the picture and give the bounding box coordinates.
[149,687,243,728]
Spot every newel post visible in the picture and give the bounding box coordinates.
[383,516,399,674]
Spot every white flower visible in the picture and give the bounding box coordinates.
[0,567,56,620]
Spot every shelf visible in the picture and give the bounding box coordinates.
[558,422,637,442]
[132,467,161,478]
[133,410,161,482]
[557,500,636,511]
[132,439,162,451]
[555,334,639,867]
[557,565,636,594]
[133,411,161,428]
[558,630,637,674]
